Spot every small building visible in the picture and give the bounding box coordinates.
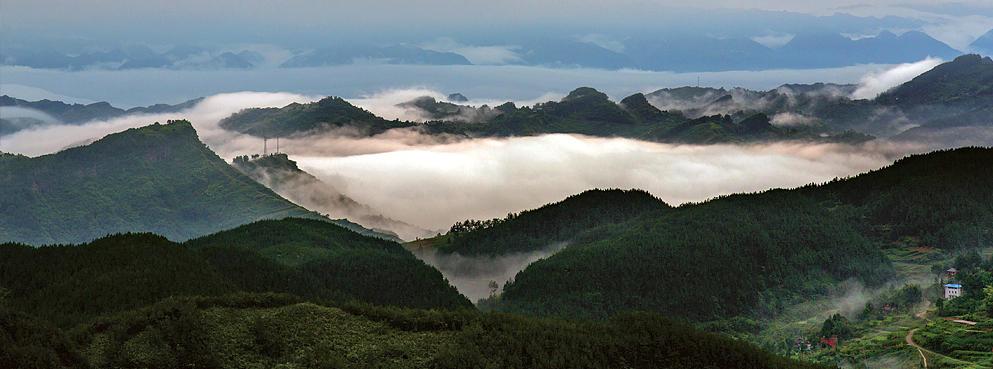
[944,284,963,299]
[947,268,958,277]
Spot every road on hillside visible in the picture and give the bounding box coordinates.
[906,328,928,368]
[906,327,975,368]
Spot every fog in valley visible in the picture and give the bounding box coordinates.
[1,59,986,302]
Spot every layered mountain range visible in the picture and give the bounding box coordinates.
[216,54,993,146]
[3,27,982,72]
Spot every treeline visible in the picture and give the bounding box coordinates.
[440,189,670,256]
[801,146,993,250]
[3,292,839,369]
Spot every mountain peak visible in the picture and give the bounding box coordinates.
[875,30,898,39]
[564,87,608,101]
[1,120,316,245]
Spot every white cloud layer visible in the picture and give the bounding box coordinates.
[851,57,942,99]
[294,137,901,231]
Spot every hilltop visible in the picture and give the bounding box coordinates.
[0,120,319,245]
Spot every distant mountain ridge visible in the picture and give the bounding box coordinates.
[644,54,993,142]
[280,44,471,67]
[1,28,967,72]
[0,95,204,134]
[0,120,321,245]
[0,44,259,71]
[222,86,870,145]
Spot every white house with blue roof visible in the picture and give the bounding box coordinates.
[944,284,962,299]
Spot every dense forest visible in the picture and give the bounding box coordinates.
[800,146,993,250]
[440,189,671,256]
[495,190,891,322]
[1,218,471,332]
[186,217,472,310]
[1,292,838,369]
[1,223,835,368]
[0,120,319,246]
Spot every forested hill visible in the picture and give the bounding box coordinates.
[0,120,319,245]
[438,189,671,256]
[219,96,415,137]
[877,54,993,110]
[884,54,993,143]
[1,224,830,369]
[186,217,472,310]
[466,147,993,322]
[1,218,471,330]
[800,146,993,250]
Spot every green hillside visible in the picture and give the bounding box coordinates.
[185,217,409,267]
[2,219,472,330]
[801,146,993,250]
[0,120,319,245]
[464,147,993,323]
[1,229,834,368]
[498,191,890,321]
[877,54,993,110]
